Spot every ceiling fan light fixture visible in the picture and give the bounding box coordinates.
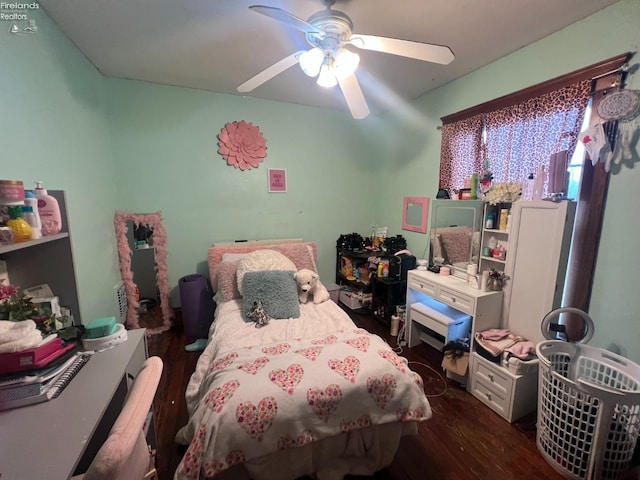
[299,47,324,77]
[334,49,359,79]
[317,63,337,88]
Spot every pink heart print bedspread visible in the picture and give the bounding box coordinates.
[176,328,432,479]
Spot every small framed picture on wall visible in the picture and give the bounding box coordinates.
[268,168,287,193]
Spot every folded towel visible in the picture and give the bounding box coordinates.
[0,329,43,353]
[474,331,523,357]
[477,329,511,341]
[505,341,536,359]
[0,319,38,344]
[0,319,36,332]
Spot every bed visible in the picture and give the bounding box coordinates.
[174,240,432,480]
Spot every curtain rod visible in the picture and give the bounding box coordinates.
[592,63,629,81]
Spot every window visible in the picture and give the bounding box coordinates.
[440,83,591,196]
[439,53,631,312]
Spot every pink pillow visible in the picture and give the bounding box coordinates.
[216,261,241,303]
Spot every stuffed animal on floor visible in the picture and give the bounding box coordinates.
[294,269,330,304]
[247,300,271,328]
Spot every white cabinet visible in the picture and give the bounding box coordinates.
[0,191,81,323]
[469,352,538,423]
[502,200,575,344]
[471,200,575,423]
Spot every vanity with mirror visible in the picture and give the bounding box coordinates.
[427,199,483,279]
[407,198,578,422]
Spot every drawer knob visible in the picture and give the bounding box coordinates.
[488,373,494,381]
[452,298,456,302]
[487,393,492,400]
[419,283,423,288]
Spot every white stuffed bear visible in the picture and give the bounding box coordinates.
[294,269,330,304]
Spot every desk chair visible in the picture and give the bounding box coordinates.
[74,356,164,480]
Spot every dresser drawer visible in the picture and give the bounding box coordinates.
[438,287,473,314]
[411,306,449,338]
[471,376,509,419]
[472,354,513,397]
[408,277,437,296]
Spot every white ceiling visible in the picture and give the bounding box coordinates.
[39,0,620,117]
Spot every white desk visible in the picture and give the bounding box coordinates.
[0,329,147,480]
[406,270,503,350]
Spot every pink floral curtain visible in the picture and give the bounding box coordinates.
[439,114,483,193]
[440,80,591,194]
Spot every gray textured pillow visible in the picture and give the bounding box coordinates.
[242,270,300,322]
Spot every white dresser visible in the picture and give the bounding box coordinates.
[469,352,538,422]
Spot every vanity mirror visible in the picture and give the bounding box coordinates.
[114,211,173,334]
[402,196,429,234]
[428,200,483,279]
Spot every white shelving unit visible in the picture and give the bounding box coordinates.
[470,199,576,423]
[479,204,511,276]
[0,191,81,324]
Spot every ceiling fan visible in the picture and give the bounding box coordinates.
[237,1,455,119]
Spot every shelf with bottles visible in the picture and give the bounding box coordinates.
[480,203,511,273]
[0,232,69,255]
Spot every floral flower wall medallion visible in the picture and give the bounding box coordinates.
[217,120,267,170]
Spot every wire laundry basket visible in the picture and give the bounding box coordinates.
[536,308,640,480]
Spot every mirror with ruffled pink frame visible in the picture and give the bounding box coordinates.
[114,211,173,334]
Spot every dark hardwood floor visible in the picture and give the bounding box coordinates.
[144,306,568,480]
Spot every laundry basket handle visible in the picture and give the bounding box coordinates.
[540,307,595,343]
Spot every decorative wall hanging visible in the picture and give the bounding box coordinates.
[114,211,173,335]
[217,120,267,170]
[596,89,640,121]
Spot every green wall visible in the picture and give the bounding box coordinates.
[2,1,639,364]
[374,0,640,362]
[0,10,121,323]
[105,79,379,301]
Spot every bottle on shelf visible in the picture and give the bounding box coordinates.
[532,165,547,200]
[7,205,32,242]
[523,173,535,201]
[21,205,40,240]
[34,181,62,235]
[485,213,495,229]
[499,208,509,230]
[23,190,42,238]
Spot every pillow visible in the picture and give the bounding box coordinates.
[215,260,241,303]
[208,242,318,289]
[222,253,247,263]
[242,270,300,321]
[236,249,296,296]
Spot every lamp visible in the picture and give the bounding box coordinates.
[299,47,360,88]
[299,47,324,77]
[316,63,337,88]
[334,48,359,79]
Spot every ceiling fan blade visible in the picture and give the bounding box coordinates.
[249,5,324,36]
[337,73,370,120]
[349,34,454,65]
[237,52,303,93]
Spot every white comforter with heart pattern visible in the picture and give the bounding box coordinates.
[174,302,431,480]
